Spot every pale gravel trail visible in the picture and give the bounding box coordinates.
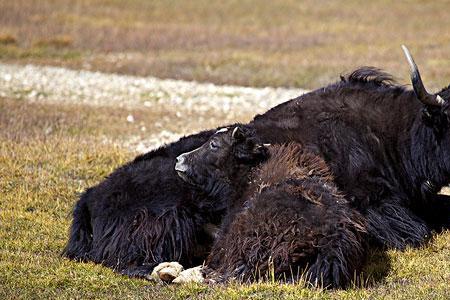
[0,63,306,151]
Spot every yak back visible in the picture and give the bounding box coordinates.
[251,67,426,208]
[252,67,418,146]
[89,128,217,215]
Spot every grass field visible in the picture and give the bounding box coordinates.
[1,0,450,89]
[1,98,449,299]
[1,1,450,299]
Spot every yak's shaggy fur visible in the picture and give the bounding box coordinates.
[178,137,367,288]
[208,144,368,288]
[62,129,227,277]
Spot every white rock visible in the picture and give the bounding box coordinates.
[126,115,135,123]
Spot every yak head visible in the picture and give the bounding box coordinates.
[402,46,450,189]
[175,126,269,197]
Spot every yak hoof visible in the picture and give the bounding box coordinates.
[148,262,184,283]
[172,266,204,284]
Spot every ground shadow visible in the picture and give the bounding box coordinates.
[359,249,392,287]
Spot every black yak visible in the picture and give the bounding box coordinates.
[247,46,450,249]
[63,127,267,278]
[175,127,367,288]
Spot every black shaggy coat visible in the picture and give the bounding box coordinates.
[250,68,450,249]
[63,129,229,276]
[203,143,367,288]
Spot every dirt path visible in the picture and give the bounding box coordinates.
[0,63,307,152]
[0,63,304,113]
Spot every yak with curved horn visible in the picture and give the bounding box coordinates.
[247,45,450,250]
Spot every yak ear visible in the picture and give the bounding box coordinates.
[234,142,269,163]
[421,106,449,136]
[254,143,270,158]
[232,126,246,142]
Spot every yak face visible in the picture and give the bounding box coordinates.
[402,46,450,187]
[175,126,268,195]
[426,87,450,184]
[402,46,450,134]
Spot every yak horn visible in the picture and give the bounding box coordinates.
[232,126,244,140]
[401,45,445,107]
[232,126,239,137]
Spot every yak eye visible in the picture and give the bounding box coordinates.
[210,140,220,150]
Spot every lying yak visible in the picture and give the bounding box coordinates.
[64,46,449,279]
[63,126,267,278]
[174,127,368,288]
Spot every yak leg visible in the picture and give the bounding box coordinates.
[144,263,204,284]
[148,262,184,282]
[306,224,367,289]
[172,266,205,284]
[91,209,201,279]
[366,202,431,249]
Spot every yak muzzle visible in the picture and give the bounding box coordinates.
[175,154,189,173]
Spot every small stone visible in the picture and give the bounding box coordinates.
[126,115,134,123]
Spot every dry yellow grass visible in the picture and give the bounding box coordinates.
[1,0,449,89]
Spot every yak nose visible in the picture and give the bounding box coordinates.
[175,154,188,172]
